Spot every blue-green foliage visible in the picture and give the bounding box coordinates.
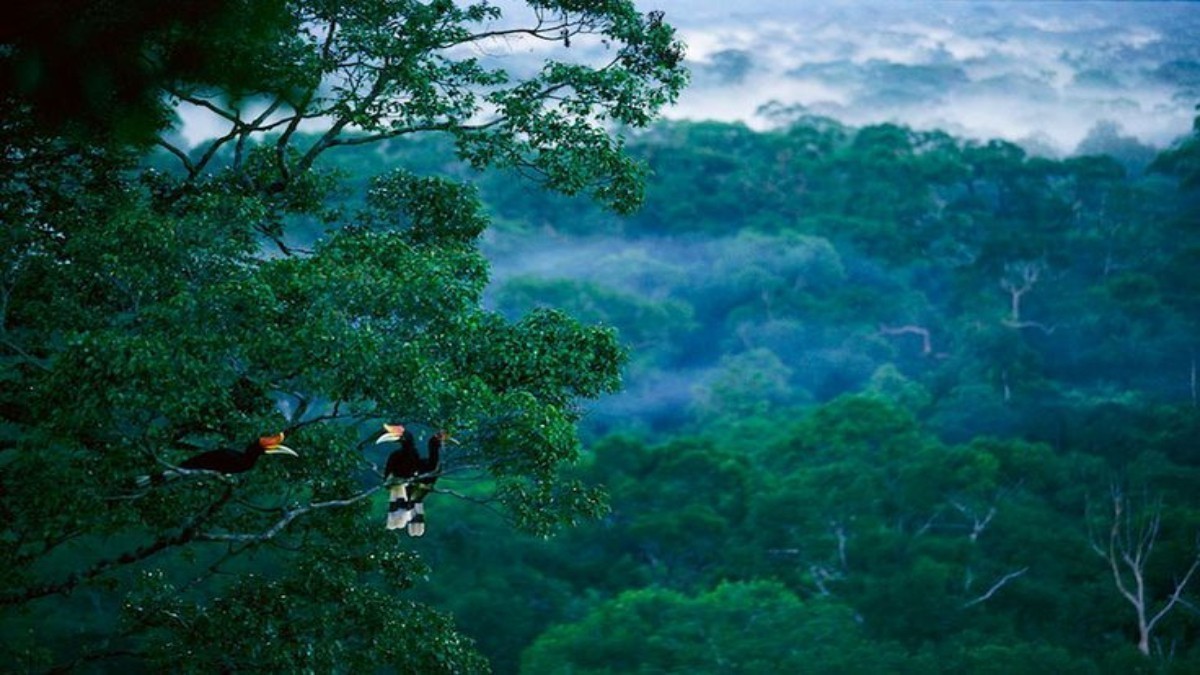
[395,112,1200,673]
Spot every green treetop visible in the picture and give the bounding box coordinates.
[0,1,686,671]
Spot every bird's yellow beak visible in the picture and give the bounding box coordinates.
[376,423,406,444]
[264,444,299,457]
[261,432,298,457]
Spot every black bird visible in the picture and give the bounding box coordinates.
[376,425,452,536]
[378,423,419,531]
[380,424,419,482]
[408,431,448,537]
[137,432,298,486]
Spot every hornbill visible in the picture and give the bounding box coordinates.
[136,432,298,486]
[376,424,452,536]
[378,424,418,531]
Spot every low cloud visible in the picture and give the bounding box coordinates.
[655,0,1199,153]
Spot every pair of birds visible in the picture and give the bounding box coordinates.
[376,423,451,537]
[137,425,449,536]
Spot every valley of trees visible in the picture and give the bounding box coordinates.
[370,112,1200,672]
[4,0,1200,673]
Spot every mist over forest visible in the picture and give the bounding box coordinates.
[357,3,1200,670]
[4,1,1200,673]
[376,103,1200,667]
[314,100,1200,673]
[667,0,1199,153]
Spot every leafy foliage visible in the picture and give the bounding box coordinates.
[7,1,1200,671]
[405,112,1200,672]
[522,581,915,674]
[1,0,685,671]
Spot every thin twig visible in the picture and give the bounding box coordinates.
[963,567,1029,607]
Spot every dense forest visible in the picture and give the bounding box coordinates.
[4,0,1200,673]
[323,113,1200,672]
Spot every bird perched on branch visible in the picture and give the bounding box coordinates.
[376,424,452,536]
[378,423,418,531]
[136,432,298,487]
[408,430,450,536]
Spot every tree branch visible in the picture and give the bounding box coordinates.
[275,17,340,180]
[165,87,240,123]
[963,567,1029,607]
[879,324,932,356]
[154,138,196,174]
[1002,319,1057,334]
[317,118,505,151]
[196,485,383,543]
[1146,550,1200,634]
[950,499,997,543]
[2,486,234,606]
[233,96,286,172]
[1108,494,1142,608]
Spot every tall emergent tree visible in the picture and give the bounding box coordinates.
[0,1,686,671]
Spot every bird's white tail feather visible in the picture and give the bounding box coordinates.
[407,502,426,537]
[387,484,412,530]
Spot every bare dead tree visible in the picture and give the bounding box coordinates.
[1001,261,1040,323]
[1000,261,1056,334]
[1090,487,1200,656]
[951,499,997,544]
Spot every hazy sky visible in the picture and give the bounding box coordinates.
[173,1,1199,154]
[644,0,1200,153]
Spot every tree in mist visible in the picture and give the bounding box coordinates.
[694,348,795,419]
[1152,106,1200,192]
[0,0,685,670]
[493,276,695,362]
[1075,120,1158,174]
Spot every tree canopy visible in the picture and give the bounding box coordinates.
[7,1,1200,673]
[0,1,685,671]
[404,111,1200,671]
